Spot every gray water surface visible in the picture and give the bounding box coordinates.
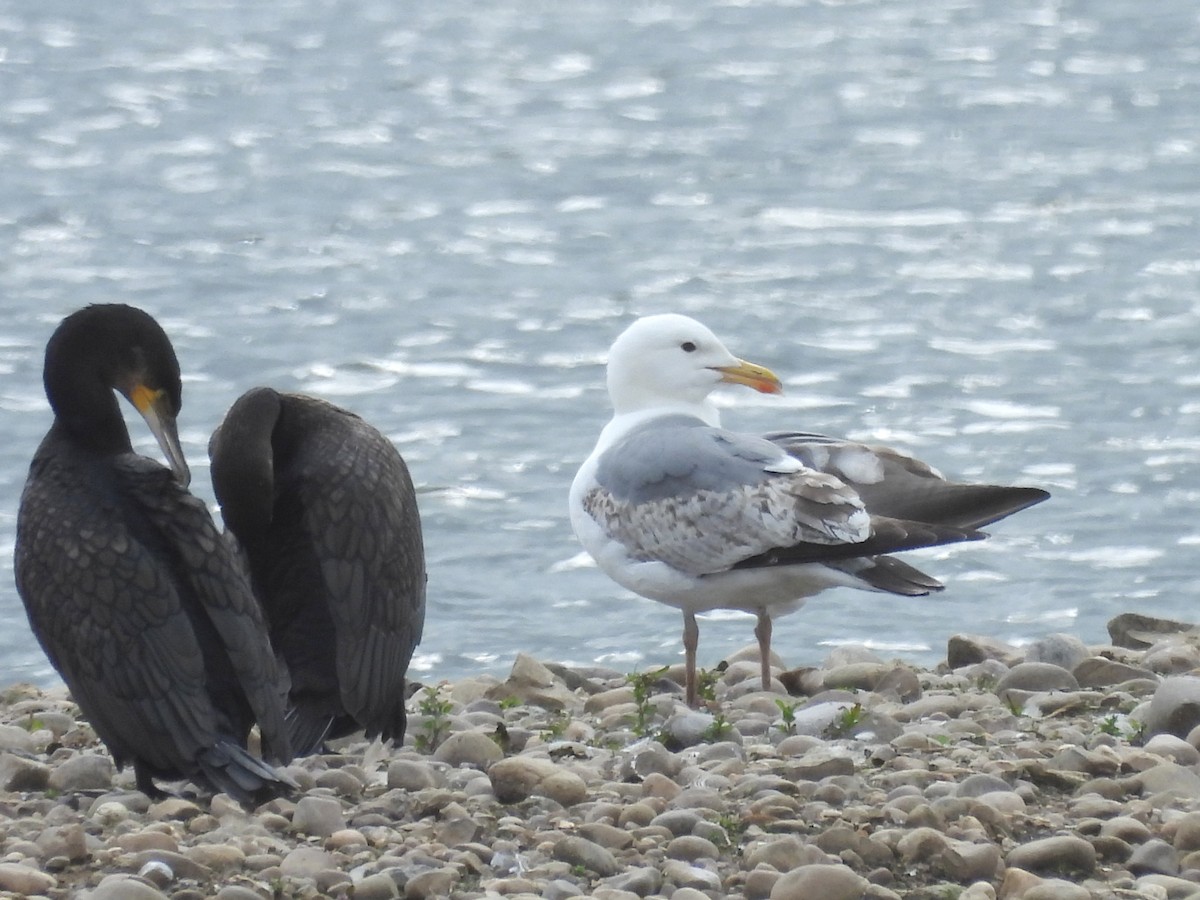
[2,0,1199,686]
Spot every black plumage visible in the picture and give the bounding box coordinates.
[14,304,294,802]
[208,388,426,755]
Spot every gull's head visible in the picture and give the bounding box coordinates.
[605,313,782,416]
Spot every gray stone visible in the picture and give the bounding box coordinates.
[214,887,265,900]
[995,662,1079,694]
[823,645,886,667]
[896,827,949,863]
[130,849,211,881]
[971,790,1027,816]
[353,873,402,900]
[822,662,891,692]
[779,701,860,737]
[187,843,245,871]
[662,859,722,892]
[1145,676,1200,739]
[650,809,703,837]
[1144,733,1200,766]
[313,767,362,797]
[1023,882,1092,900]
[35,823,88,862]
[746,869,783,899]
[0,863,57,896]
[47,752,115,791]
[667,786,726,814]
[0,752,50,791]
[667,834,721,861]
[406,868,457,900]
[601,866,662,896]
[786,748,856,780]
[956,773,1013,798]
[947,634,1020,668]
[1025,634,1090,671]
[291,795,346,837]
[1108,612,1195,649]
[386,758,440,791]
[83,874,166,899]
[542,879,586,900]
[1134,874,1200,899]
[660,710,722,750]
[1046,745,1119,777]
[1173,811,1200,852]
[939,839,1001,883]
[617,740,681,780]
[552,835,620,877]
[1099,816,1153,844]
[538,768,589,806]
[1073,657,1158,688]
[1143,642,1200,675]
[1006,835,1096,876]
[0,724,38,753]
[436,814,478,845]
[147,797,201,821]
[117,832,178,854]
[769,863,869,900]
[1128,838,1179,876]
[578,822,635,851]
[487,755,559,803]
[746,835,830,871]
[432,730,504,769]
[485,653,577,710]
[1137,762,1200,801]
[279,846,337,878]
[875,666,922,702]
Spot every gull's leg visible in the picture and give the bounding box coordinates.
[683,611,699,707]
[755,611,773,691]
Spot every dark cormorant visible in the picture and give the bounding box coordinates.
[14,304,295,802]
[208,388,426,755]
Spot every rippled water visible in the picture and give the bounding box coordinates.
[2,0,1199,687]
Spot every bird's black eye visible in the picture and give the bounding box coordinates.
[680,341,697,353]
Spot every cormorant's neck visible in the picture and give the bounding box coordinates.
[52,387,134,458]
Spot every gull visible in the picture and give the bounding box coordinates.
[569,313,1049,706]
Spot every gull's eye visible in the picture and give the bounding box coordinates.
[680,341,697,353]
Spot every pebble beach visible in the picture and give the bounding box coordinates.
[5,614,1200,900]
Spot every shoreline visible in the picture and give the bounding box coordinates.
[1,614,1199,899]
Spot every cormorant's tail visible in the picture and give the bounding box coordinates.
[285,706,337,758]
[198,740,298,806]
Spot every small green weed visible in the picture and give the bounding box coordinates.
[774,698,799,736]
[627,666,669,737]
[716,812,746,845]
[825,702,864,738]
[540,710,570,741]
[703,712,732,742]
[696,666,721,703]
[413,686,453,753]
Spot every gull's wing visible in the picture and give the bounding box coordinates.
[763,431,1049,530]
[581,415,872,577]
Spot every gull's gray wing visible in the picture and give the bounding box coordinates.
[582,415,871,576]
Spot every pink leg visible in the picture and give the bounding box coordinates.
[755,611,773,690]
[683,611,699,707]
